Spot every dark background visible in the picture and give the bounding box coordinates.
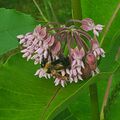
[0,0,72,23]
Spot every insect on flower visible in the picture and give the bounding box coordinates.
[17,18,105,87]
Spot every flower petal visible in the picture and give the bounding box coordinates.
[51,41,61,55]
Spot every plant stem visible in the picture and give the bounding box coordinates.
[0,46,20,66]
[71,0,82,20]
[48,1,58,22]
[100,75,113,120]
[32,0,48,22]
[89,83,100,120]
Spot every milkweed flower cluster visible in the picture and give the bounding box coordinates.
[17,18,105,87]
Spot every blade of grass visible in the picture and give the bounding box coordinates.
[100,75,113,120]
[32,0,48,22]
[100,3,120,46]
[48,1,58,22]
[89,83,100,120]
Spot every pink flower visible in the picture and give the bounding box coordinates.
[35,68,51,79]
[81,18,103,36]
[91,40,105,58]
[93,24,103,36]
[17,33,38,61]
[86,52,96,65]
[71,47,85,60]
[54,78,66,87]
[17,25,59,64]
[44,35,55,47]
[69,67,83,83]
[91,67,100,77]
[33,25,46,39]
[71,47,85,68]
[81,18,94,31]
[86,52,100,76]
[51,41,61,56]
[68,47,85,83]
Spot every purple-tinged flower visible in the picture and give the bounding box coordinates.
[33,25,47,39]
[17,25,60,65]
[81,18,94,31]
[44,36,55,47]
[86,52,96,66]
[71,47,85,60]
[54,77,66,87]
[86,52,99,76]
[91,40,105,58]
[81,18,103,36]
[17,33,35,47]
[69,67,83,83]
[51,41,61,56]
[17,32,38,61]
[68,47,85,83]
[91,67,100,76]
[71,47,85,68]
[31,54,43,64]
[35,68,51,79]
[93,24,103,36]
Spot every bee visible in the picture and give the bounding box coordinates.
[41,53,70,79]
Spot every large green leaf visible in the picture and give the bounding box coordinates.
[0,53,116,120]
[0,8,38,56]
[105,67,120,120]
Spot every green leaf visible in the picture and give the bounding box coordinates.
[104,67,120,120]
[0,54,96,120]
[0,8,38,56]
[0,52,118,120]
[51,69,119,120]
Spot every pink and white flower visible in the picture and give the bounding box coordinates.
[86,52,99,76]
[81,18,104,36]
[54,77,67,87]
[91,40,105,58]
[17,25,61,64]
[35,68,51,79]
[68,47,85,83]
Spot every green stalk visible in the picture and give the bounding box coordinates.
[89,83,100,120]
[71,0,82,20]
[32,0,48,22]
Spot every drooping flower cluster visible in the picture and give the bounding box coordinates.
[17,18,105,87]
